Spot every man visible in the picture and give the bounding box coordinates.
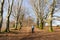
[32,25,34,33]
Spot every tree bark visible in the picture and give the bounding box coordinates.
[0,0,4,32]
[49,19,53,32]
[37,18,39,28]
[15,18,18,30]
[19,21,22,30]
[39,19,44,29]
[5,16,10,32]
[0,16,3,32]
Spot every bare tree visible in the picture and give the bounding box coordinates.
[12,6,29,30]
[11,0,24,30]
[42,0,56,32]
[0,0,4,32]
[5,0,14,32]
[48,0,56,32]
[30,0,45,29]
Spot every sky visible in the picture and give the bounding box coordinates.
[2,0,60,26]
[3,0,35,18]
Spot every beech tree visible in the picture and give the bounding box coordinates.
[14,0,23,30]
[48,0,56,32]
[0,0,4,32]
[5,0,14,32]
[30,0,45,29]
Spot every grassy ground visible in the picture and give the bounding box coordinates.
[0,26,60,40]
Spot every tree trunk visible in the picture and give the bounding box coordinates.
[19,21,22,30]
[49,20,53,32]
[5,16,10,32]
[0,0,4,32]
[39,19,44,29]
[15,18,18,30]
[0,15,3,32]
[37,18,39,28]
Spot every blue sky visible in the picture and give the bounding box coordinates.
[3,0,60,26]
[3,0,35,18]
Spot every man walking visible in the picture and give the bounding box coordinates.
[32,25,34,33]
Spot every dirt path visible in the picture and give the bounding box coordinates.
[0,27,60,40]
